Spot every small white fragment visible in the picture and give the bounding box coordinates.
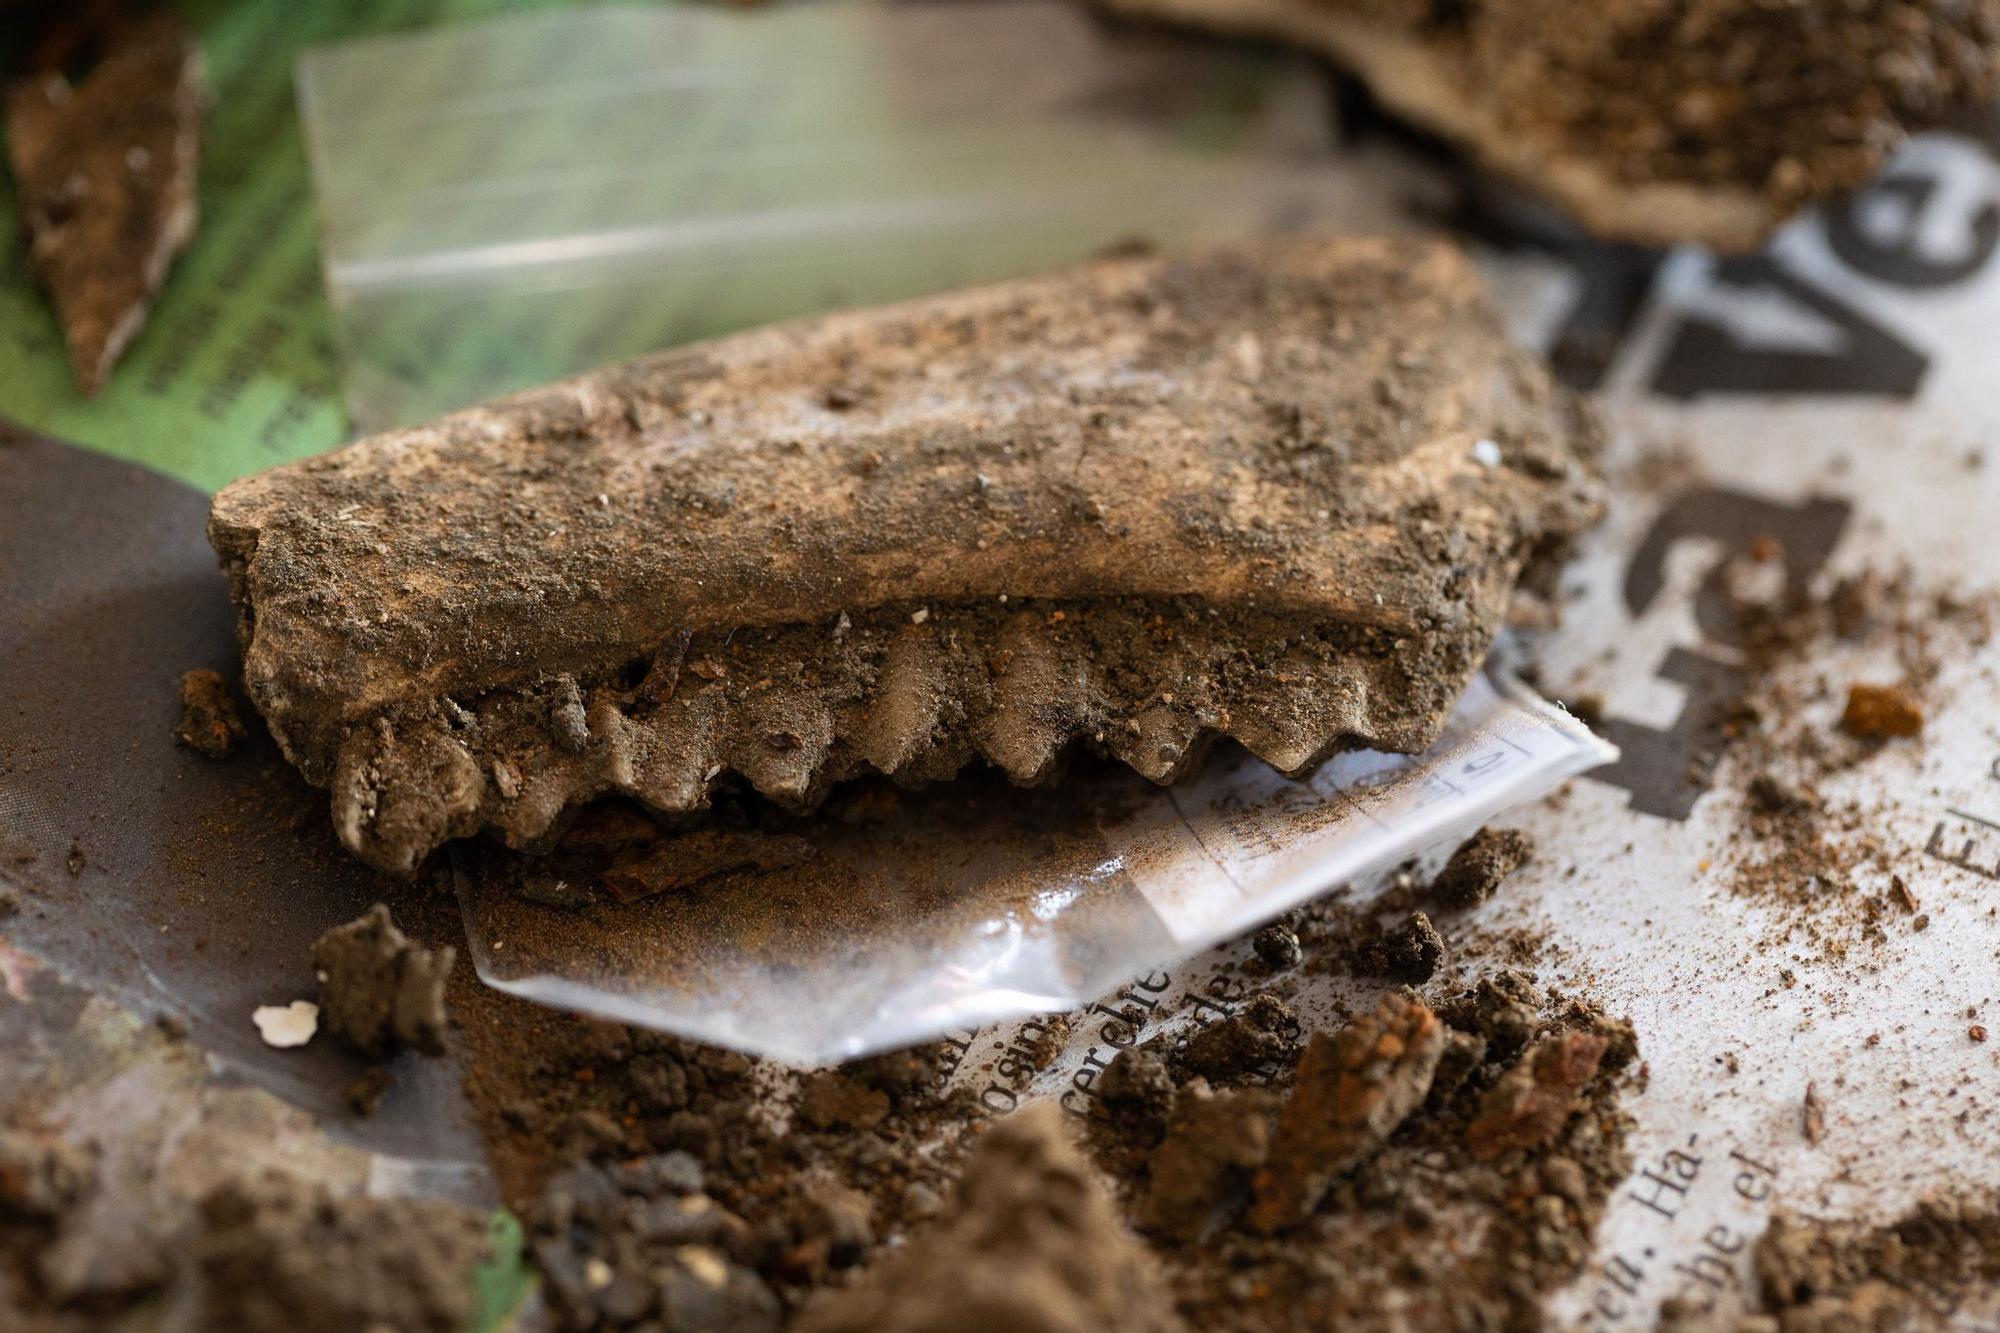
[584,1258,614,1291]
[1232,330,1264,380]
[253,1000,318,1049]
[679,1246,730,1289]
[910,607,930,625]
[832,611,851,639]
[1472,438,1502,468]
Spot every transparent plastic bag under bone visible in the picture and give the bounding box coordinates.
[455,671,1615,1065]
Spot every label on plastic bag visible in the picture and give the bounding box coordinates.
[1109,675,1611,943]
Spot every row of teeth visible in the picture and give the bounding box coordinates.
[327,604,1462,874]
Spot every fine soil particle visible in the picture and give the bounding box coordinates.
[793,1104,1183,1333]
[1734,1193,2000,1330]
[197,1173,491,1333]
[173,668,247,759]
[1430,827,1535,909]
[1838,681,1925,739]
[311,904,454,1059]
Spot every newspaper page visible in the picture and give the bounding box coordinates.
[923,128,2000,1329]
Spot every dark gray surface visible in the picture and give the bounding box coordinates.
[0,430,490,1186]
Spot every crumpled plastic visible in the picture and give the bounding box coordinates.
[456,671,1614,1064]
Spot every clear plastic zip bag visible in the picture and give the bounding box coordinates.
[296,0,1421,429]
[456,671,1614,1064]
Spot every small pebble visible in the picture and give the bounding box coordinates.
[1252,924,1302,970]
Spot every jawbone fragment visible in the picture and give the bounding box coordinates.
[211,236,1601,874]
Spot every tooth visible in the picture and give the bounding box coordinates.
[855,627,947,774]
[979,618,1087,785]
[730,686,835,807]
[331,717,483,875]
[1107,705,1209,784]
[1227,664,1367,777]
[625,688,727,813]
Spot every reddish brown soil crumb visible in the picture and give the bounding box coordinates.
[794,1104,1182,1333]
[794,1072,890,1133]
[311,904,453,1058]
[1838,682,1924,739]
[1802,1082,1827,1147]
[1250,993,1446,1232]
[173,668,246,759]
[1464,1030,1610,1162]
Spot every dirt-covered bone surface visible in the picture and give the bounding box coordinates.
[1089,0,2000,251]
[210,235,1601,874]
